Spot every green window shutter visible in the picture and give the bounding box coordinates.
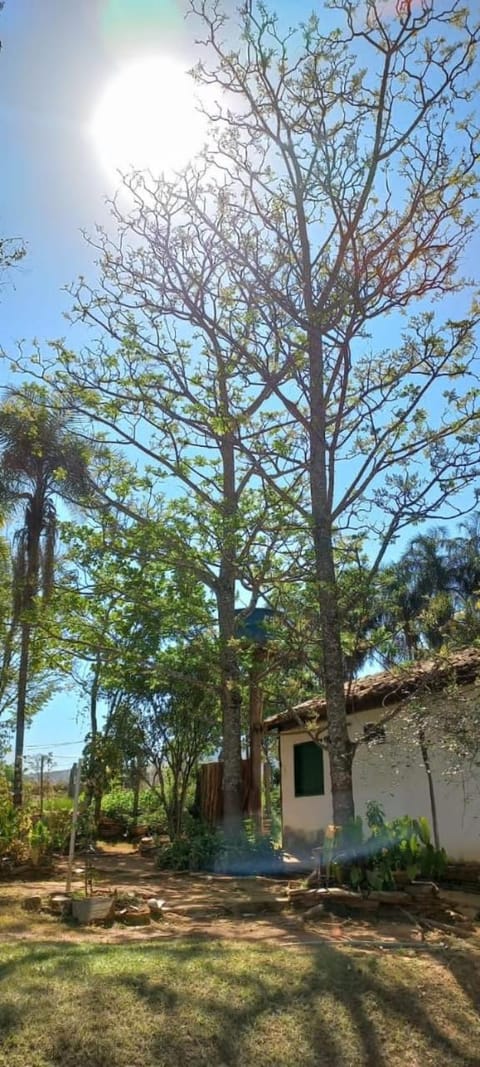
[294,741,324,797]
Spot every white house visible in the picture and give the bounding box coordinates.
[265,648,480,861]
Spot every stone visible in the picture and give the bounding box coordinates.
[146,897,165,918]
[407,882,439,899]
[22,895,42,912]
[49,893,72,915]
[139,836,155,854]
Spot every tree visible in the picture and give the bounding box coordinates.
[373,531,454,662]
[369,518,480,661]
[0,389,93,805]
[51,509,218,821]
[23,0,480,827]
[37,241,297,833]
[131,642,221,839]
[183,0,480,825]
[444,515,480,644]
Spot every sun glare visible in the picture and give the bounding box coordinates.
[90,56,206,179]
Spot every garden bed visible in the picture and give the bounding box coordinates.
[0,843,479,950]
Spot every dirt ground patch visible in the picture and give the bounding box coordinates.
[1,843,479,950]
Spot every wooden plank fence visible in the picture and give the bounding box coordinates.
[197,759,253,825]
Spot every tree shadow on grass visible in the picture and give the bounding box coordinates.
[0,940,479,1067]
[438,940,480,1013]
[117,941,480,1067]
[0,1001,23,1039]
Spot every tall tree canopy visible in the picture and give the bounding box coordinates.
[23,0,480,826]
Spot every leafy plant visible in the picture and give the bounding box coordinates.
[219,819,282,875]
[156,817,282,874]
[29,819,52,864]
[365,801,386,830]
[156,818,221,871]
[333,805,447,891]
[43,804,72,852]
[0,778,33,864]
[100,786,166,836]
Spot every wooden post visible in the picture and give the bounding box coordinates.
[66,760,82,894]
[39,754,45,818]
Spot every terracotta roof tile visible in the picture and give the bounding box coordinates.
[264,647,480,730]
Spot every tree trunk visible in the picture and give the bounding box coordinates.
[309,334,355,827]
[217,430,243,833]
[94,788,102,828]
[90,657,100,739]
[85,658,101,813]
[132,757,142,830]
[13,493,43,808]
[218,587,243,832]
[248,648,265,829]
[12,620,30,807]
[418,727,441,850]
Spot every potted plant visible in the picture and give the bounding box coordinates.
[71,893,115,924]
[71,847,115,924]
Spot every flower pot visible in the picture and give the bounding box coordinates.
[97,816,124,840]
[392,870,410,887]
[130,824,149,840]
[71,895,114,924]
[117,905,151,926]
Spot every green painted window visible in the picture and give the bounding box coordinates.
[294,741,324,797]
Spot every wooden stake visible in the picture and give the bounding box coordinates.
[66,759,82,894]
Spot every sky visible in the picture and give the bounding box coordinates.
[0,0,195,767]
[1,0,479,769]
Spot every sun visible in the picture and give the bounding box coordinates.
[90,56,206,179]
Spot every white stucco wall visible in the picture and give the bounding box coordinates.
[279,701,480,861]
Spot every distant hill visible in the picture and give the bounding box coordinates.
[25,768,71,786]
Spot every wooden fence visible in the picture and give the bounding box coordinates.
[197,759,253,825]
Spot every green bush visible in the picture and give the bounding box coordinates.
[220,819,282,875]
[0,776,69,865]
[43,795,73,812]
[331,804,447,891]
[0,777,33,864]
[29,819,52,864]
[100,786,166,835]
[156,819,221,871]
[43,804,72,852]
[156,817,283,874]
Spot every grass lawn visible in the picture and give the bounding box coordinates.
[0,939,479,1067]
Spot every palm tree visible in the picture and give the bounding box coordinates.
[377,531,454,663]
[0,389,92,806]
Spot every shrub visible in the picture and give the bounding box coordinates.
[156,817,283,874]
[43,803,72,852]
[100,786,166,836]
[220,819,283,875]
[0,776,32,864]
[29,819,52,864]
[156,819,221,871]
[331,804,447,891]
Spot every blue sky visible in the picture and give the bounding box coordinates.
[1,1,194,764]
[0,1,191,352]
[1,1,479,767]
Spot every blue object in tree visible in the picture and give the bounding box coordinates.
[234,607,278,646]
